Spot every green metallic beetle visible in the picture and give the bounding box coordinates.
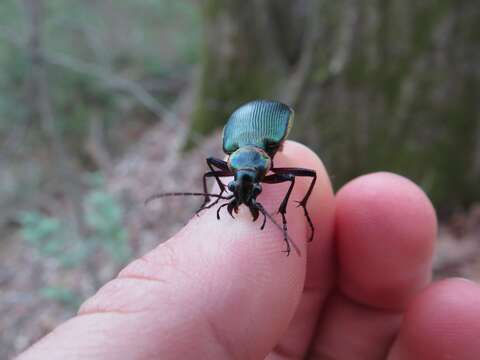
[148,100,316,255]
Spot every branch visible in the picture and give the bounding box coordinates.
[85,114,114,175]
[0,24,205,149]
[45,53,171,122]
[0,26,173,124]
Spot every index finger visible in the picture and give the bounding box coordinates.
[19,141,332,360]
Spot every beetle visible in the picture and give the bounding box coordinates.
[147,100,316,255]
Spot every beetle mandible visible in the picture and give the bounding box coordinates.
[147,100,316,255]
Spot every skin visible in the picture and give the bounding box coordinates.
[18,141,480,360]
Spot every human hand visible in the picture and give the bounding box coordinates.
[18,141,480,359]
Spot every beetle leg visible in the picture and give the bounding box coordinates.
[199,193,234,214]
[196,170,232,215]
[199,157,231,208]
[271,167,317,242]
[262,173,295,252]
[197,189,224,216]
[216,202,229,220]
[206,157,230,194]
[260,211,267,230]
[264,174,295,215]
[207,157,230,171]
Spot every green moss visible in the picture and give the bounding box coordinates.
[412,0,452,52]
[189,0,480,209]
[203,0,226,18]
[189,66,277,135]
[345,53,370,87]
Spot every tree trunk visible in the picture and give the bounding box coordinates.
[191,0,480,209]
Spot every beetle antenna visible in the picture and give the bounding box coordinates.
[255,203,301,256]
[145,192,233,205]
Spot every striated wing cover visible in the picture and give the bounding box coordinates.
[223,100,293,155]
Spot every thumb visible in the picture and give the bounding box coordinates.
[19,141,322,360]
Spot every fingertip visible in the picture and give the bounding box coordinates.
[279,141,329,182]
[279,141,336,285]
[336,172,437,309]
[280,140,335,235]
[281,140,323,164]
[20,141,336,360]
[86,141,334,360]
[265,142,337,358]
[389,278,480,360]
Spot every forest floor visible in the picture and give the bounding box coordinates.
[1,107,480,358]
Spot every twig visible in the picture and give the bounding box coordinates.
[45,53,171,122]
[85,114,114,175]
[0,27,173,124]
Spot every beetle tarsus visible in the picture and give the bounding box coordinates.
[295,200,314,242]
[260,212,267,230]
[281,239,291,256]
[216,202,229,220]
[279,211,291,256]
[196,190,227,216]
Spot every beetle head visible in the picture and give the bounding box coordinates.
[227,170,262,205]
[227,147,271,205]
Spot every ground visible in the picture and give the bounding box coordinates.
[1,113,479,358]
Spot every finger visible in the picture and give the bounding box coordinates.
[310,292,402,360]
[310,172,437,359]
[335,172,437,309]
[267,141,336,359]
[18,141,321,360]
[388,278,480,360]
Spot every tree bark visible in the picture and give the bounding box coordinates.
[191,0,480,208]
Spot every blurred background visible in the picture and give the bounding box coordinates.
[1,0,479,357]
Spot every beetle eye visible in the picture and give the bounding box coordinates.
[253,184,262,196]
[228,182,236,192]
[265,141,278,151]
